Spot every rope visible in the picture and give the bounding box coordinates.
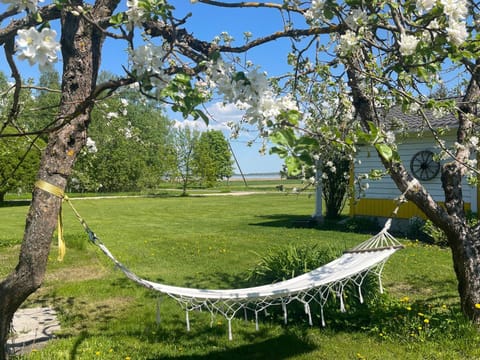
[35,180,99,261]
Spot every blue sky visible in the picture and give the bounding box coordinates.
[1,1,296,173]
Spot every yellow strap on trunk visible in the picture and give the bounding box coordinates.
[35,179,65,199]
[35,180,67,261]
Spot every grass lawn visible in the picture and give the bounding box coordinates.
[1,193,479,359]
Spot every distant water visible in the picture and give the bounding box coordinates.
[231,172,281,180]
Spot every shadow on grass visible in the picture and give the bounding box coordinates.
[251,214,383,235]
[250,214,318,228]
[0,200,31,207]
[146,333,316,360]
[179,271,251,290]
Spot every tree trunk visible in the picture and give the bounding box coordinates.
[448,226,480,323]
[0,5,110,357]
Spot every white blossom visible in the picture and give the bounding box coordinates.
[123,127,133,139]
[305,0,325,22]
[385,131,396,144]
[126,0,146,30]
[337,30,359,57]
[1,0,41,12]
[416,0,436,13]
[407,102,421,114]
[398,34,419,56]
[86,137,97,153]
[428,19,441,30]
[129,82,140,90]
[204,58,297,129]
[469,136,479,148]
[361,182,369,191]
[432,107,447,118]
[446,20,468,45]
[106,112,119,120]
[16,27,61,71]
[129,43,170,90]
[440,0,468,21]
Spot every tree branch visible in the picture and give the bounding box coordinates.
[196,0,305,14]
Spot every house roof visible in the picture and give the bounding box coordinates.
[381,96,475,134]
[385,105,458,131]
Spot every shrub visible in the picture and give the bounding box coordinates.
[421,219,448,246]
[246,243,341,284]
[421,212,478,247]
[246,243,380,323]
[342,216,380,234]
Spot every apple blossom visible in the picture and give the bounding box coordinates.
[1,0,40,12]
[16,27,61,71]
[446,20,468,45]
[398,34,419,56]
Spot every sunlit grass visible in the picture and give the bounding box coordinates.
[1,192,479,359]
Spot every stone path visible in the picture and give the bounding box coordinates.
[7,307,60,355]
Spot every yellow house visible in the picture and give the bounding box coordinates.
[350,105,479,220]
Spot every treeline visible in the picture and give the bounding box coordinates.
[0,71,234,199]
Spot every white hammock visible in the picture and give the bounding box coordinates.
[90,220,403,340]
[34,180,403,340]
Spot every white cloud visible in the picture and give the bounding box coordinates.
[172,118,208,131]
[205,102,244,124]
[172,102,243,133]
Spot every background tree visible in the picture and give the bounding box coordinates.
[0,127,42,202]
[27,71,61,139]
[171,126,200,196]
[194,130,234,187]
[0,71,44,203]
[72,80,175,192]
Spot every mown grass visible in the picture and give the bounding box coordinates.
[1,193,479,359]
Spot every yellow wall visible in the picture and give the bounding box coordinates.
[350,198,472,219]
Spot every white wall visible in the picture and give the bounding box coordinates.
[354,133,477,211]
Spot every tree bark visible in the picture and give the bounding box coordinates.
[0,2,114,356]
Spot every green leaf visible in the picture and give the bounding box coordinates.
[109,12,125,25]
[285,110,301,125]
[269,146,289,158]
[193,109,209,125]
[285,156,302,176]
[233,71,249,83]
[34,12,43,23]
[175,73,191,85]
[375,143,393,162]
